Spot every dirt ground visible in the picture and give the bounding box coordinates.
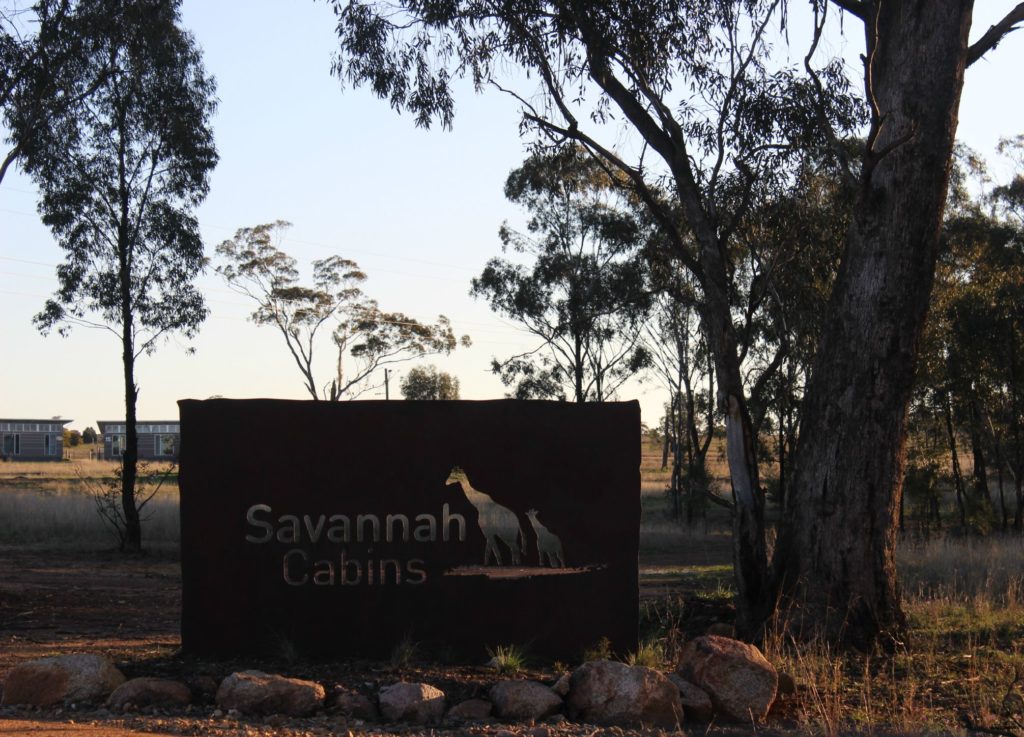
[0,548,181,675]
[0,544,743,737]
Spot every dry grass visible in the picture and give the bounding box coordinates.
[0,489,179,547]
[763,611,1024,735]
[0,459,123,492]
[900,536,1024,606]
[642,440,1024,735]
[752,534,1024,735]
[0,459,179,548]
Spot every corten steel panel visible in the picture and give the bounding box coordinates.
[178,399,640,660]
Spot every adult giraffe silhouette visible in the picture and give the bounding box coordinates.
[446,467,524,566]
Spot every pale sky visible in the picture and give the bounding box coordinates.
[2,2,1022,432]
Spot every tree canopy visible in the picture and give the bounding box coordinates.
[401,364,461,400]
[217,220,470,400]
[1,0,108,183]
[472,146,651,401]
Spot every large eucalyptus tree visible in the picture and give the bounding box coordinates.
[329,0,1024,646]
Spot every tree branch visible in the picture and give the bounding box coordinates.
[803,1,857,187]
[524,113,698,276]
[0,144,23,186]
[967,3,1024,67]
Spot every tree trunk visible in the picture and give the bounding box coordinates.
[117,122,142,554]
[899,483,905,534]
[670,393,682,519]
[969,397,990,503]
[995,443,1007,530]
[573,334,585,402]
[1010,336,1024,531]
[944,391,968,528]
[700,283,768,637]
[661,412,670,469]
[774,2,973,649]
[120,257,141,553]
[1015,475,1023,532]
[121,340,141,553]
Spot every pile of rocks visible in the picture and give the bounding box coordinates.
[0,635,788,727]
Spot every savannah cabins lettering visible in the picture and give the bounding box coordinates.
[244,503,467,587]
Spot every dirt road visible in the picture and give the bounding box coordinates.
[0,718,181,736]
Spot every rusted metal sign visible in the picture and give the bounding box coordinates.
[178,399,639,659]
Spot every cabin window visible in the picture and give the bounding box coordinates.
[111,435,125,457]
[156,435,175,456]
[2,434,19,455]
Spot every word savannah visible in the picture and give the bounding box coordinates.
[244,503,468,544]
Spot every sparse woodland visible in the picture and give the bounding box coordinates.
[3,0,1024,733]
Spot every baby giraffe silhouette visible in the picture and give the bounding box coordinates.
[446,467,524,566]
[526,508,565,568]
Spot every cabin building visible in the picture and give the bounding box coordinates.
[0,418,71,461]
[97,420,180,461]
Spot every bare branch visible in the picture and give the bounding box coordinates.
[967,3,1024,67]
[803,1,856,187]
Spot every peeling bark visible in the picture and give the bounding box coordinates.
[775,1,974,649]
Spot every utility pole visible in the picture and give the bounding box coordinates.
[384,368,390,400]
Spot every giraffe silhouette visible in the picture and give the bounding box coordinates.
[446,467,524,565]
[526,508,565,568]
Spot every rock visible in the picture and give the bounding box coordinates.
[566,660,682,728]
[777,672,796,696]
[1,654,126,706]
[676,635,777,722]
[107,678,191,709]
[332,688,378,720]
[378,682,445,724]
[446,698,492,721]
[551,673,571,697]
[491,680,562,721]
[215,670,324,717]
[668,674,713,722]
[185,675,218,703]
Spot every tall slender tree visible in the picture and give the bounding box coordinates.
[28,0,217,552]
